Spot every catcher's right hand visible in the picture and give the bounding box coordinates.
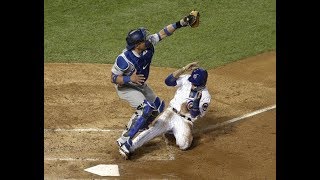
[180,10,200,28]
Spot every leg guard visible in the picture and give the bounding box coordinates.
[124,99,155,138]
[120,100,145,132]
[140,97,165,131]
[117,102,146,146]
[125,112,139,130]
[126,115,147,138]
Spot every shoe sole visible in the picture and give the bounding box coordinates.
[119,149,129,160]
[116,140,121,147]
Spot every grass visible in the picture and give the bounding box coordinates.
[44,0,275,69]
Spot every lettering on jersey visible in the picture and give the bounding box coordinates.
[202,103,208,111]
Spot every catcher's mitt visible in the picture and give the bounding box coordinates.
[184,10,200,28]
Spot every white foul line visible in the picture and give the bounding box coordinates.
[199,104,276,133]
[45,157,99,161]
[44,128,123,132]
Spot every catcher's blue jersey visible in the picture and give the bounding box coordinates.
[111,33,160,85]
[128,45,154,80]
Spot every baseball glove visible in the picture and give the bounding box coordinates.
[184,10,200,28]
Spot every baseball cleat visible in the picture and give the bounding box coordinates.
[121,142,131,153]
[116,139,122,147]
[118,138,133,160]
[116,136,130,147]
[119,148,129,160]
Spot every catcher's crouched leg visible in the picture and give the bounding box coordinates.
[139,97,165,132]
[117,101,144,146]
[125,99,156,138]
[117,100,157,159]
[117,112,139,147]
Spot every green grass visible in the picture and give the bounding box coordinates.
[45,0,275,69]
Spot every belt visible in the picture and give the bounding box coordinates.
[172,107,192,121]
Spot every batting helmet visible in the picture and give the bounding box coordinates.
[188,68,208,87]
[126,27,148,50]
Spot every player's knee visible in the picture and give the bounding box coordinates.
[142,100,155,118]
[178,141,191,150]
[177,136,193,150]
[141,98,165,127]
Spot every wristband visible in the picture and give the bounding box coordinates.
[157,32,162,41]
[175,21,182,28]
[172,23,177,29]
[163,27,172,36]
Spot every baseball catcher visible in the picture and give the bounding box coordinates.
[111,10,201,156]
[118,62,211,160]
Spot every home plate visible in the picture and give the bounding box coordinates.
[84,164,120,176]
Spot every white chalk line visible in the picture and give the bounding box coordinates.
[44,156,171,162]
[44,105,276,162]
[45,157,99,161]
[198,104,276,133]
[44,128,123,132]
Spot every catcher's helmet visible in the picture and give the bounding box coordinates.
[188,68,208,87]
[126,27,148,50]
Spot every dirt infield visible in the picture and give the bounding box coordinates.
[44,51,276,179]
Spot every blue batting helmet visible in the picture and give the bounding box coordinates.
[126,27,148,50]
[188,68,208,87]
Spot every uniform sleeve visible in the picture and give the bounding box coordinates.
[111,56,128,75]
[146,33,160,47]
[199,91,211,118]
[176,75,189,87]
[165,74,177,86]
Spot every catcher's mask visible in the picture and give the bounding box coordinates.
[126,27,149,50]
[188,68,208,87]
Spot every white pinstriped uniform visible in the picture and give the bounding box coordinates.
[131,75,211,151]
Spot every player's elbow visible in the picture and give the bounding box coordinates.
[165,74,177,86]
